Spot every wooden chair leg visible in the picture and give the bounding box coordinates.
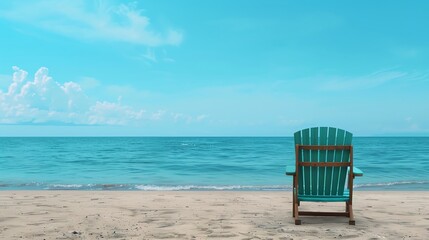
[294,201,301,225]
[292,178,296,217]
[293,190,301,225]
[348,203,355,225]
[292,191,295,217]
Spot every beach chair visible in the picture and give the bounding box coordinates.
[285,127,363,225]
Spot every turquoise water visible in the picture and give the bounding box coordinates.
[0,137,428,190]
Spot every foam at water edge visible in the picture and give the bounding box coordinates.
[1,181,428,191]
[354,180,429,189]
[49,184,84,189]
[134,185,290,191]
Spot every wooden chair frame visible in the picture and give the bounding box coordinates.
[292,145,356,225]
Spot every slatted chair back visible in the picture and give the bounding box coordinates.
[294,127,353,197]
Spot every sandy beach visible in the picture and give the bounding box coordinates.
[0,191,428,239]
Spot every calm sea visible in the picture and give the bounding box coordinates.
[0,137,428,191]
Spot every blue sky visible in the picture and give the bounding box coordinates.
[0,0,428,136]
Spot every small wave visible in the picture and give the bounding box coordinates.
[49,184,84,189]
[46,183,132,190]
[134,185,290,191]
[355,180,429,189]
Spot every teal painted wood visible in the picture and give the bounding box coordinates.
[338,132,353,194]
[344,167,363,186]
[299,189,349,202]
[325,127,337,195]
[294,131,304,195]
[331,129,345,195]
[353,167,363,176]
[302,128,310,195]
[298,196,350,202]
[285,166,296,175]
[318,127,328,195]
[293,127,354,201]
[310,127,318,195]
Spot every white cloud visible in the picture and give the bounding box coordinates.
[195,114,208,122]
[151,110,166,121]
[0,67,207,126]
[143,48,157,62]
[0,0,183,46]
[161,49,176,63]
[0,66,144,125]
[141,48,177,64]
[88,101,145,125]
[171,113,208,124]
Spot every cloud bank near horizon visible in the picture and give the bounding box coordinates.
[0,67,205,126]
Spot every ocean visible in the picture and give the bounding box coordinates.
[0,137,428,191]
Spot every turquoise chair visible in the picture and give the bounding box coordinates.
[286,127,363,225]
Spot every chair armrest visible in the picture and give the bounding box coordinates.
[353,167,363,177]
[285,165,296,176]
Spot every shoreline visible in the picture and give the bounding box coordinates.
[1,179,428,191]
[1,191,428,239]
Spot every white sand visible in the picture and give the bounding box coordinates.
[0,191,428,239]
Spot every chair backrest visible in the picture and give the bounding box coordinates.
[294,127,353,196]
